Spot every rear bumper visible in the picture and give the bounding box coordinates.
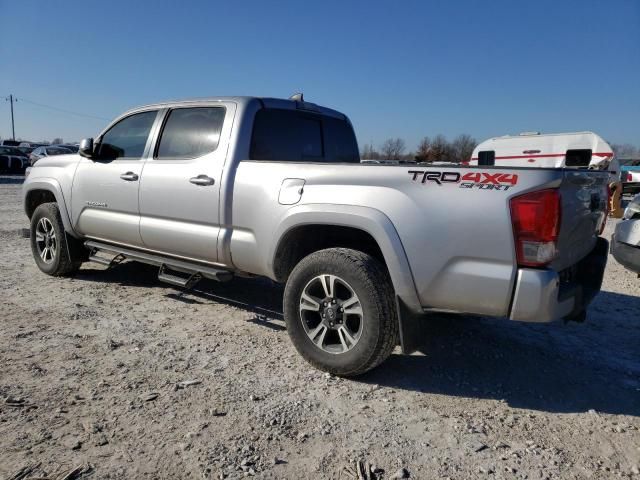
[509,238,608,322]
[611,234,640,274]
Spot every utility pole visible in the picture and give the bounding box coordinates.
[6,94,16,140]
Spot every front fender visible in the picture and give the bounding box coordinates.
[269,203,422,313]
[23,178,78,237]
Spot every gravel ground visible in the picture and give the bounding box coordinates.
[1,176,639,479]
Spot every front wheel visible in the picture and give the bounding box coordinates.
[30,202,83,276]
[284,248,398,376]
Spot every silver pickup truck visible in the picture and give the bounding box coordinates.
[23,95,610,376]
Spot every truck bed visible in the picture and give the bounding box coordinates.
[230,162,609,318]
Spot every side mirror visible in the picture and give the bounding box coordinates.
[79,138,94,159]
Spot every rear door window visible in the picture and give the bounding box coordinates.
[250,108,359,163]
[156,107,226,159]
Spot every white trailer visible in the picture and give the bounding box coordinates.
[468,131,615,170]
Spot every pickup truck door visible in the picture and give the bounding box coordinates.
[70,110,160,246]
[138,103,235,264]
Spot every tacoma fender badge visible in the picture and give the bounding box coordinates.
[86,201,107,207]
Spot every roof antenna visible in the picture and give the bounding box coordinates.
[289,92,304,102]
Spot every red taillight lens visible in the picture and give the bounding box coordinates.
[510,189,561,267]
[628,172,633,182]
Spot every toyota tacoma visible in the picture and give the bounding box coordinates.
[23,95,610,376]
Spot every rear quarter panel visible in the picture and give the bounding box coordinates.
[230,163,566,317]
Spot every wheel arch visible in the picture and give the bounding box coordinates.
[269,204,422,313]
[23,179,77,237]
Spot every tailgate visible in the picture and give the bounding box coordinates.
[551,170,609,271]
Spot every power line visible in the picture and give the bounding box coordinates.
[16,97,111,121]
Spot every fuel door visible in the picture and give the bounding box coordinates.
[278,178,306,205]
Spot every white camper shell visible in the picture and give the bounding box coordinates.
[469,131,614,169]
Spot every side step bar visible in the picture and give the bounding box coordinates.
[84,240,233,283]
[158,265,202,289]
[88,252,125,268]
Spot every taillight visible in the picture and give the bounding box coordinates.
[510,189,561,268]
[627,172,633,182]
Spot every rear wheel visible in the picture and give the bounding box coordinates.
[30,203,83,276]
[284,248,398,376]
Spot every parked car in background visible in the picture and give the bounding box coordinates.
[29,146,73,166]
[17,142,49,157]
[19,142,49,149]
[0,146,30,172]
[0,140,21,147]
[18,146,35,156]
[54,144,79,153]
[620,158,640,195]
[611,194,640,274]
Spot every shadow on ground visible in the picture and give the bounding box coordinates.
[74,262,639,416]
[75,262,284,321]
[358,291,640,416]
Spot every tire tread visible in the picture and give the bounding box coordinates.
[284,248,398,376]
[31,202,82,276]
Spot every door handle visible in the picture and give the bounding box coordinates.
[120,172,139,181]
[189,175,215,186]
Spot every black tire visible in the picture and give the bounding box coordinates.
[30,202,83,276]
[284,248,398,376]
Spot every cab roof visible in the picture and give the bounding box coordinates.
[121,96,347,120]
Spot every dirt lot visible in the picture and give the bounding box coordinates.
[1,176,639,480]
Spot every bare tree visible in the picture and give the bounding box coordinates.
[429,134,451,162]
[51,137,64,145]
[611,143,640,158]
[380,138,406,160]
[415,137,432,162]
[450,134,477,163]
[360,142,380,160]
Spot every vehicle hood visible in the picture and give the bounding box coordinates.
[32,154,81,169]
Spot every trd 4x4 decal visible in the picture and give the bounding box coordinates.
[408,170,518,191]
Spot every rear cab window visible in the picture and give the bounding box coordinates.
[250,108,359,163]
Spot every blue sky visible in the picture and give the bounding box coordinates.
[1,0,638,149]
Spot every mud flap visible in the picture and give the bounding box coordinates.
[562,237,608,322]
[396,297,426,354]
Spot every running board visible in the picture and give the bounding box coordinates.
[88,251,125,268]
[84,240,233,283]
[158,265,202,289]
